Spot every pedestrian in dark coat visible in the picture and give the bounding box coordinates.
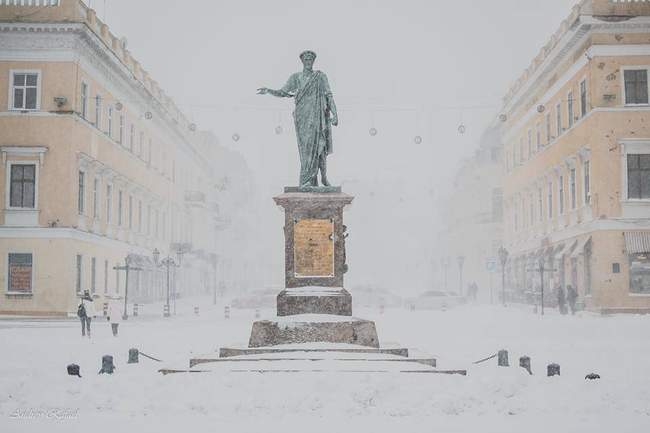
[557,286,567,315]
[566,285,578,315]
[77,290,94,337]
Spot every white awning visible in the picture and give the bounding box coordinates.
[570,236,592,258]
[624,232,650,254]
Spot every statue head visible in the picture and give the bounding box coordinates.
[299,50,317,69]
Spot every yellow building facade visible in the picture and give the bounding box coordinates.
[501,0,650,313]
[0,0,221,315]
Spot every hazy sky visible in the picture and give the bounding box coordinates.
[88,0,579,291]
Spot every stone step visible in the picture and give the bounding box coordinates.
[218,346,409,358]
[160,368,466,375]
[190,356,436,368]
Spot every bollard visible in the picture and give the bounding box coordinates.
[163,304,170,317]
[255,308,260,319]
[128,348,139,364]
[99,355,115,374]
[498,349,509,367]
[224,306,230,319]
[519,356,532,375]
[67,364,82,378]
[133,303,139,317]
[103,302,108,317]
[585,373,600,380]
[194,306,199,316]
[547,363,560,377]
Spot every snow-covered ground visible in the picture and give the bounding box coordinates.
[1,298,649,432]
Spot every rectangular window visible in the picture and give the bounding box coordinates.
[139,132,144,157]
[10,164,36,208]
[567,91,574,128]
[81,82,88,119]
[95,95,102,129]
[536,124,541,151]
[147,205,151,235]
[104,260,109,294]
[91,257,96,294]
[115,266,120,294]
[78,171,85,215]
[11,72,39,110]
[106,184,112,224]
[93,178,99,219]
[76,254,82,294]
[584,161,591,205]
[128,195,133,229]
[580,80,587,117]
[627,154,650,199]
[547,181,553,219]
[148,139,152,166]
[519,141,524,164]
[559,175,565,215]
[545,113,551,144]
[130,125,135,152]
[119,115,124,144]
[570,168,577,210]
[527,131,532,156]
[8,253,33,294]
[138,200,143,232]
[630,253,650,294]
[624,69,649,105]
[118,190,123,226]
[538,188,543,221]
[556,103,562,137]
[107,107,113,137]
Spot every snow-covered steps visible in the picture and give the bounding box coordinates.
[190,355,436,368]
[218,346,409,359]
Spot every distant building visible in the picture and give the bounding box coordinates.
[436,125,503,299]
[500,0,650,313]
[0,0,231,315]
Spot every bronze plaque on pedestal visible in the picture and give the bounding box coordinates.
[294,218,334,278]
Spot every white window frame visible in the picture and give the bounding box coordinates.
[545,113,551,144]
[6,251,35,295]
[78,169,86,216]
[570,168,577,210]
[583,159,591,206]
[579,77,588,118]
[8,69,41,111]
[75,253,83,294]
[556,103,562,137]
[106,183,113,224]
[107,106,113,138]
[536,123,541,151]
[94,94,102,129]
[567,90,574,129]
[547,181,553,219]
[92,177,99,220]
[621,66,650,107]
[558,174,565,215]
[80,81,89,119]
[119,115,124,145]
[5,160,39,210]
[621,140,650,202]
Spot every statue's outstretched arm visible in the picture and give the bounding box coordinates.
[256,87,293,98]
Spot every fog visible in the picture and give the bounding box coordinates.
[89,0,576,294]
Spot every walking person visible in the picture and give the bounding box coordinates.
[556,285,567,315]
[77,290,95,337]
[566,285,578,315]
[107,296,122,337]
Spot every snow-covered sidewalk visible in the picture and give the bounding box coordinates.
[1,300,649,432]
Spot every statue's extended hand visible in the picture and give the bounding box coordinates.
[257,88,269,95]
[331,115,339,127]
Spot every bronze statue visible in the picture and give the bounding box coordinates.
[258,50,339,188]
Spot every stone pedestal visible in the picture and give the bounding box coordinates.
[277,286,352,316]
[248,316,379,348]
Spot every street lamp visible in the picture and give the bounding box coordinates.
[457,255,465,297]
[498,246,509,306]
[113,255,142,321]
[153,247,183,317]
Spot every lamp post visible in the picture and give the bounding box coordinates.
[113,255,142,320]
[457,255,465,297]
[498,246,509,306]
[153,247,183,317]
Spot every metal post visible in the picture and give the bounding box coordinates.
[165,262,170,317]
[501,266,506,306]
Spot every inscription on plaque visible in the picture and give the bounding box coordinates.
[294,218,334,278]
